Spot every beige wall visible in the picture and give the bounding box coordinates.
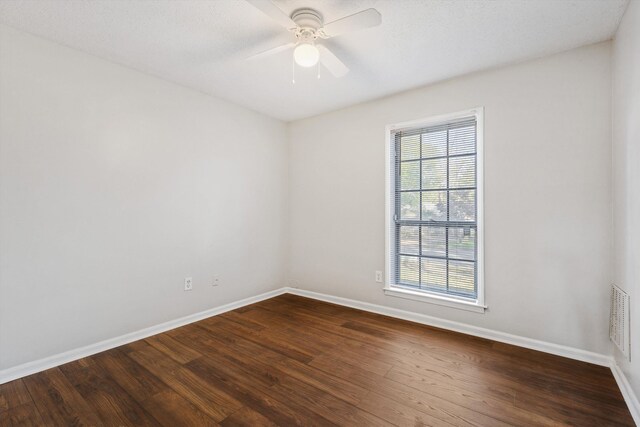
[288,42,613,354]
[613,0,640,400]
[0,25,288,370]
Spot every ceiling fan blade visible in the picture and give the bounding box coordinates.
[317,45,349,78]
[320,8,381,38]
[246,43,295,61]
[245,0,297,29]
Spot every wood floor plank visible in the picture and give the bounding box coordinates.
[199,315,263,337]
[207,307,531,426]
[186,322,391,426]
[91,347,166,402]
[356,390,457,427]
[22,367,103,426]
[309,351,524,427]
[386,365,516,406]
[241,305,353,351]
[0,380,33,414]
[270,378,394,427]
[386,354,631,425]
[180,322,370,408]
[272,357,369,405]
[199,315,315,363]
[218,311,267,332]
[141,390,218,427]
[127,343,242,421]
[364,365,559,425]
[2,293,634,426]
[336,333,628,423]
[513,389,634,426]
[278,295,620,395]
[491,341,617,381]
[220,406,278,427]
[385,364,629,426]
[191,323,287,365]
[144,333,202,364]
[203,335,373,424]
[186,356,337,427]
[295,301,622,406]
[58,357,160,426]
[261,298,470,356]
[0,404,47,427]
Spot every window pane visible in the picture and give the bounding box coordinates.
[422,158,447,190]
[400,226,419,255]
[400,135,420,160]
[400,161,420,190]
[449,155,475,189]
[399,255,419,287]
[448,260,476,297]
[421,258,446,291]
[421,191,447,221]
[449,125,475,155]
[394,116,479,302]
[449,190,475,222]
[422,130,447,158]
[400,192,420,219]
[421,226,446,257]
[448,227,476,261]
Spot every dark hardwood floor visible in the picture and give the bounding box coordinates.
[0,294,634,426]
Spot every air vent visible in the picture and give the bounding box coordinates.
[610,284,630,360]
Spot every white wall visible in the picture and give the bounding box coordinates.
[0,20,621,375]
[288,42,613,355]
[613,0,640,399]
[0,25,288,370]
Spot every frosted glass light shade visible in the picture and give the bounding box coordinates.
[294,43,320,67]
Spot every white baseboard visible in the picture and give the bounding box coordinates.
[284,287,612,367]
[0,288,287,385]
[611,361,640,426]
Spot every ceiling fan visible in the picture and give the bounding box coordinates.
[244,0,382,78]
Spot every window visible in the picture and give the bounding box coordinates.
[385,108,485,312]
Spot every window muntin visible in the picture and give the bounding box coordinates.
[392,117,479,300]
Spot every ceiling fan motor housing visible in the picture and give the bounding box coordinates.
[291,8,323,42]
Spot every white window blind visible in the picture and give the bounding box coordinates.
[390,114,480,302]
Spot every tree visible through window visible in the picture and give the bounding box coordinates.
[391,115,479,300]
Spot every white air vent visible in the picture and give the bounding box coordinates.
[610,284,630,360]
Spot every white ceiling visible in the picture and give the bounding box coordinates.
[0,0,629,121]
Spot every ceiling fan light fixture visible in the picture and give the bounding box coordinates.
[293,43,320,67]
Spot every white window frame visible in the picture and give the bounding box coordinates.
[384,107,485,313]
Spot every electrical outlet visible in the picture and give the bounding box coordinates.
[375,271,383,283]
[211,276,220,287]
[184,277,193,291]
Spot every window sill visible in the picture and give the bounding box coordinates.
[384,286,486,313]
